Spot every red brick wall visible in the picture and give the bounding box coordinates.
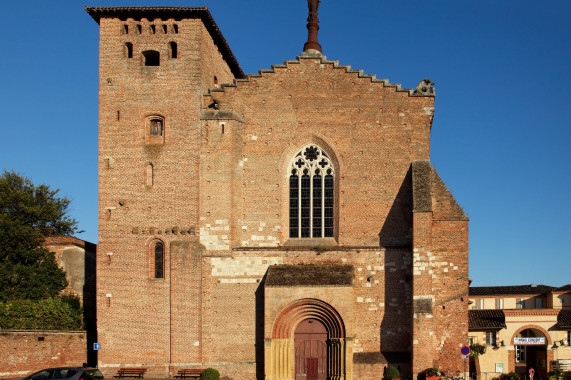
[0,331,86,378]
[93,10,468,380]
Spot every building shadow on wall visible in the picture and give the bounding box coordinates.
[255,274,267,380]
[83,241,97,366]
[378,166,412,248]
[379,167,413,379]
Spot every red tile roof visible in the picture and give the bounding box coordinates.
[469,310,506,330]
[469,285,554,296]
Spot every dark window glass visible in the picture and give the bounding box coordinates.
[312,174,322,237]
[324,174,334,237]
[300,173,311,238]
[289,174,299,238]
[155,242,164,278]
[289,146,334,239]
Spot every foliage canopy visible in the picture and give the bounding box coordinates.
[0,170,79,301]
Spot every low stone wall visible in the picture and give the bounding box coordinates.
[0,330,87,378]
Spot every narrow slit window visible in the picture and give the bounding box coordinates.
[146,164,153,186]
[125,42,133,58]
[154,242,164,279]
[173,24,179,34]
[137,24,142,34]
[289,145,335,238]
[150,25,156,34]
[123,25,129,34]
[142,50,160,66]
[214,76,219,88]
[169,42,178,59]
[162,25,167,34]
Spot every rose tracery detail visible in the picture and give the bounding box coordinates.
[289,145,334,239]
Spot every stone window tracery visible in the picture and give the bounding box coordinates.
[289,145,334,238]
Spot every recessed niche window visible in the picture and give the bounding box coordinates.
[136,24,142,34]
[289,145,334,238]
[162,25,167,34]
[150,119,163,136]
[169,42,178,59]
[123,25,129,34]
[214,76,219,88]
[150,25,156,34]
[173,24,179,34]
[125,42,133,58]
[145,115,165,145]
[142,50,160,66]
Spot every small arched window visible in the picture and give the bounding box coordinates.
[289,145,334,238]
[142,50,160,66]
[125,42,133,58]
[169,42,178,59]
[154,241,164,278]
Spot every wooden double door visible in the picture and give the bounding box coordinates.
[295,319,328,380]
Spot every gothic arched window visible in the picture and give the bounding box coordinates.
[289,145,334,238]
[154,241,164,279]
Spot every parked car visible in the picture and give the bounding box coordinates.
[23,367,103,380]
[84,368,104,380]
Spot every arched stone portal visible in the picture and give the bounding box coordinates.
[266,298,350,380]
[511,327,552,380]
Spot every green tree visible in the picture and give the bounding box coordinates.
[0,170,79,301]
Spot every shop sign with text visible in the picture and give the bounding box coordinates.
[514,337,545,345]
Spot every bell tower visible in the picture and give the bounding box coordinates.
[86,6,243,371]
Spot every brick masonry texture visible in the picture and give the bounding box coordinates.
[88,7,469,380]
[0,331,87,378]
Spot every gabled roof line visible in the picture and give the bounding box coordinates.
[209,53,428,97]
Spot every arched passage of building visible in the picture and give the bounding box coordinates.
[266,298,350,380]
[511,326,553,380]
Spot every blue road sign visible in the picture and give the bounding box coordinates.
[461,346,470,355]
[94,343,100,351]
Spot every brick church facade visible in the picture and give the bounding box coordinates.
[87,6,469,380]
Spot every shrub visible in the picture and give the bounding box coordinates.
[550,369,563,378]
[470,343,487,356]
[424,368,441,376]
[384,366,400,380]
[0,296,82,330]
[502,372,520,380]
[201,368,220,380]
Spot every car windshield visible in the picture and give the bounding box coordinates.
[27,370,51,380]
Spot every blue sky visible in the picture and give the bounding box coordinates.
[1,0,569,287]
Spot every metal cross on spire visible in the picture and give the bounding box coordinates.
[303,0,322,53]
